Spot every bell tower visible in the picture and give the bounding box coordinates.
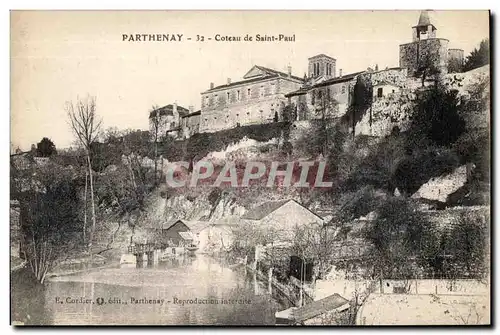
[400,10,450,76]
[308,54,336,79]
[412,10,437,41]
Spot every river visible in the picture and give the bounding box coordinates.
[12,254,293,325]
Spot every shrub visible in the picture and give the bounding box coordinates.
[408,86,466,148]
[392,146,460,195]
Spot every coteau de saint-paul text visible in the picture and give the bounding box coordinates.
[122,34,295,42]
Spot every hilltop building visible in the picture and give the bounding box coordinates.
[149,103,189,140]
[399,10,464,76]
[199,65,304,133]
[148,11,465,138]
[149,103,202,140]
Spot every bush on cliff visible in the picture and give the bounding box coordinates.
[183,122,288,160]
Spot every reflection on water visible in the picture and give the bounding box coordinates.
[40,255,290,325]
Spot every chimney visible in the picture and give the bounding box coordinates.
[189,105,194,114]
[339,69,343,77]
[227,78,231,85]
[287,66,292,77]
[210,82,214,89]
[173,102,178,116]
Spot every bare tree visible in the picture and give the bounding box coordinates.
[316,87,339,157]
[66,95,102,252]
[149,104,166,185]
[293,224,338,280]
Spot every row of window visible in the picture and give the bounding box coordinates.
[202,109,275,122]
[204,83,277,107]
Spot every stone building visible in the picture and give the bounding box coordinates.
[180,109,201,139]
[372,81,401,100]
[149,103,190,140]
[286,70,363,121]
[241,199,324,244]
[399,10,464,77]
[199,65,304,133]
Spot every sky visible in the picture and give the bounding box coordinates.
[10,10,490,150]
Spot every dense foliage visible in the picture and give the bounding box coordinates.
[464,39,490,72]
[35,137,57,157]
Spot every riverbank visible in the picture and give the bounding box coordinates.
[245,264,313,308]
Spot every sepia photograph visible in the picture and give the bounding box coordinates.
[9,9,491,326]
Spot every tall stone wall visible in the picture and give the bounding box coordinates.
[399,38,449,77]
[355,90,415,137]
[443,65,490,130]
[448,48,464,73]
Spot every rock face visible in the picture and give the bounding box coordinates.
[411,164,470,203]
[201,136,278,163]
[140,189,247,228]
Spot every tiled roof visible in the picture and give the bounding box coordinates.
[178,231,194,240]
[284,87,308,97]
[308,54,336,60]
[291,293,349,322]
[203,65,303,93]
[285,71,364,97]
[183,220,210,233]
[241,199,292,220]
[152,219,209,232]
[181,110,201,118]
[313,71,365,88]
[417,10,434,27]
[373,80,400,87]
[149,104,190,118]
[255,65,304,82]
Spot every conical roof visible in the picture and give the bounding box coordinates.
[417,10,434,27]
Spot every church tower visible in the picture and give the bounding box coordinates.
[412,10,437,41]
[308,54,336,79]
[399,10,450,77]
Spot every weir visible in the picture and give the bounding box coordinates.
[126,243,161,266]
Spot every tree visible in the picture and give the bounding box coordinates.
[292,224,338,280]
[317,87,340,157]
[414,52,442,87]
[149,104,167,186]
[408,85,466,147]
[66,95,102,252]
[295,88,340,157]
[446,211,488,279]
[464,39,490,72]
[35,137,57,157]
[334,186,384,222]
[363,197,438,279]
[19,164,82,283]
[345,76,373,139]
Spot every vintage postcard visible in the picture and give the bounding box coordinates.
[10,10,491,326]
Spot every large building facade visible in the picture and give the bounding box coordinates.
[199,66,304,133]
